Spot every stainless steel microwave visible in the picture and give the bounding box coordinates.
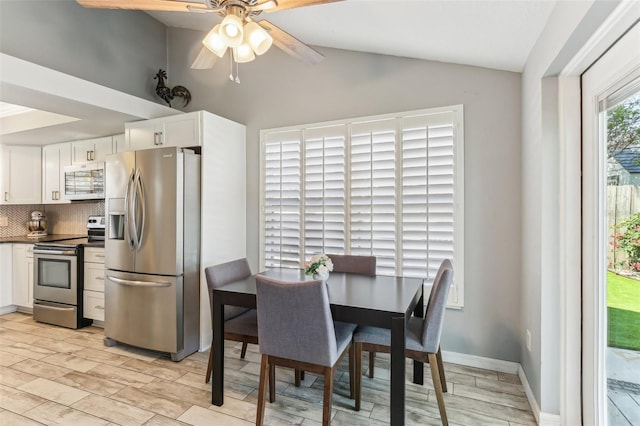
[64,162,105,200]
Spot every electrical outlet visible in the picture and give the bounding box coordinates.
[526,329,532,352]
[0,216,8,227]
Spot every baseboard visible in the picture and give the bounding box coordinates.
[442,350,519,374]
[518,365,562,426]
[0,305,17,315]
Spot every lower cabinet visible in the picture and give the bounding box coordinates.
[12,244,34,311]
[0,244,13,311]
[83,247,105,322]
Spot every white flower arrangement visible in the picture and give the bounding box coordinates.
[304,254,334,276]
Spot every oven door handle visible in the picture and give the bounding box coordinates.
[107,275,172,287]
[33,249,77,255]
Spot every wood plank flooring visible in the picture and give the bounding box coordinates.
[0,312,536,425]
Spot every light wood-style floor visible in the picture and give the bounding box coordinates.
[0,312,537,425]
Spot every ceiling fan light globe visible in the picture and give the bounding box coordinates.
[220,14,244,47]
[244,21,273,56]
[202,24,228,57]
[233,43,255,63]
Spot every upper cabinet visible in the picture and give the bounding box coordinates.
[125,112,201,151]
[0,145,41,205]
[42,142,72,204]
[71,136,114,164]
[112,133,127,153]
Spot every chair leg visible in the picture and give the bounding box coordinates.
[349,344,355,399]
[368,351,375,378]
[436,346,447,392]
[241,342,248,359]
[354,342,362,411]
[269,363,276,403]
[428,353,449,426]
[256,354,269,426]
[205,338,213,384]
[295,369,301,387]
[322,366,333,426]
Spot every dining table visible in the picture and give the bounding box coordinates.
[210,267,425,426]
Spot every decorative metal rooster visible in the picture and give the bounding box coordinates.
[154,69,191,108]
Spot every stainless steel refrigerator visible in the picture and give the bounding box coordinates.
[104,147,200,361]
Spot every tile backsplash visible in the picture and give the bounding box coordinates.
[0,201,104,237]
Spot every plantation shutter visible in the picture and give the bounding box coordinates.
[263,130,302,268]
[304,125,347,258]
[350,119,397,276]
[401,112,455,284]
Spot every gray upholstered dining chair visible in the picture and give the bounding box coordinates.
[328,254,380,378]
[353,259,453,425]
[255,275,357,426]
[204,258,258,384]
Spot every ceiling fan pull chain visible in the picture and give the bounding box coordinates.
[235,61,240,84]
[229,52,234,82]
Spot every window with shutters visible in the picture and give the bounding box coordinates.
[260,106,464,307]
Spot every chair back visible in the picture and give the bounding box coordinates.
[255,275,339,367]
[422,259,454,353]
[328,254,376,276]
[205,259,252,321]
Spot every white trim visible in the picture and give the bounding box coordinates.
[442,350,518,374]
[558,4,640,425]
[518,365,562,426]
[0,305,17,315]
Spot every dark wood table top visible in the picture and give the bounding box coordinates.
[215,268,424,318]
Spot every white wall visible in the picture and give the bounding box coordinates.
[168,28,524,362]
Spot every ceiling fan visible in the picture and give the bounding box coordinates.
[76,0,343,71]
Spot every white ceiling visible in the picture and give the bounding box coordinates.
[148,0,557,72]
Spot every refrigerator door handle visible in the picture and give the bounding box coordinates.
[107,275,172,287]
[135,168,146,251]
[131,168,141,251]
[124,168,136,251]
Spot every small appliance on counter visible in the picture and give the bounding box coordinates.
[27,211,47,238]
[32,215,106,329]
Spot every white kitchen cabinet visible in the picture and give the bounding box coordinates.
[125,112,201,151]
[83,247,105,322]
[71,136,113,164]
[42,142,72,204]
[12,244,34,311]
[0,244,13,313]
[0,145,42,205]
[112,133,127,153]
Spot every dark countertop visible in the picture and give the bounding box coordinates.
[0,234,88,244]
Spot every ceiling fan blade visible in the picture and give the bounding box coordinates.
[262,0,344,13]
[76,0,209,12]
[259,20,324,65]
[191,46,218,69]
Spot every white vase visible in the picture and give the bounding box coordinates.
[313,271,329,281]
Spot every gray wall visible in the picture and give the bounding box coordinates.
[0,0,167,102]
[521,0,621,414]
[0,0,525,362]
[168,28,524,361]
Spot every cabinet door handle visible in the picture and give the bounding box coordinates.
[95,305,104,310]
[4,192,8,202]
[158,132,164,145]
[153,132,159,145]
[86,151,91,161]
[57,191,60,200]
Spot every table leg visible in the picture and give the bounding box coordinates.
[212,299,224,405]
[413,293,424,385]
[391,315,406,426]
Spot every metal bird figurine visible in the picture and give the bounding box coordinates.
[154,69,191,108]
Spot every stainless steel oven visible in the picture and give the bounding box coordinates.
[33,240,91,329]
